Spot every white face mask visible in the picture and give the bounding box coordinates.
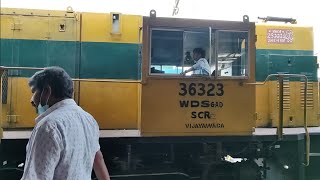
[37,88,51,115]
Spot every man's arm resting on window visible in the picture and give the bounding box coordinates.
[181,67,195,75]
[93,150,110,180]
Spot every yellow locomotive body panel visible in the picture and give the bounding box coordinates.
[255,23,318,127]
[141,79,256,136]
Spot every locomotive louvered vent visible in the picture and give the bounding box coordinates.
[277,78,290,110]
[300,75,314,109]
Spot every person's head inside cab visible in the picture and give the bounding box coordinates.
[193,48,206,61]
[29,67,73,115]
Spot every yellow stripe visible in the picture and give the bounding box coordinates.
[1,8,79,41]
[81,12,142,43]
[1,77,140,129]
[1,8,76,17]
[256,81,319,127]
[0,8,142,43]
[256,23,313,51]
[79,81,140,129]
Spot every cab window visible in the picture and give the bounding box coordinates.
[149,28,249,78]
[216,31,249,77]
[150,30,183,74]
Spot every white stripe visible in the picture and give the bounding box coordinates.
[2,130,141,139]
[253,127,320,136]
[99,130,141,137]
[2,128,319,139]
[2,131,32,139]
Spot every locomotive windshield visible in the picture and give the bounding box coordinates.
[150,28,249,78]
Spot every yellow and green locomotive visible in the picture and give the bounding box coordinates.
[0,8,319,180]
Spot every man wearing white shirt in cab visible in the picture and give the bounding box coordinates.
[181,48,210,76]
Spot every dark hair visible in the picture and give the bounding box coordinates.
[28,67,73,98]
[193,48,206,58]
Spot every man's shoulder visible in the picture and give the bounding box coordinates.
[34,116,61,137]
[50,102,83,116]
[50,103,98,126]
[199,58,208,62]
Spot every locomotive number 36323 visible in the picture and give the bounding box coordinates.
[178,83,224,96]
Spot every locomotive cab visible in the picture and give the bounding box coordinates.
[140,16,256,136]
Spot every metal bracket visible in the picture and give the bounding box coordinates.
[11,23,22,31]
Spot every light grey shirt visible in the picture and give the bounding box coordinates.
[192,58,210,75]
[21,99,100,180]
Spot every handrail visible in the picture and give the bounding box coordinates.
[0,66,140,83]
[0,66,44,71]
[247,74,309,166]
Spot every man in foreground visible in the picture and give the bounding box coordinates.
[21,67,110,180]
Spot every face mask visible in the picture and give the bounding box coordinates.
[37,104,49,115]
[37,88,51,115]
